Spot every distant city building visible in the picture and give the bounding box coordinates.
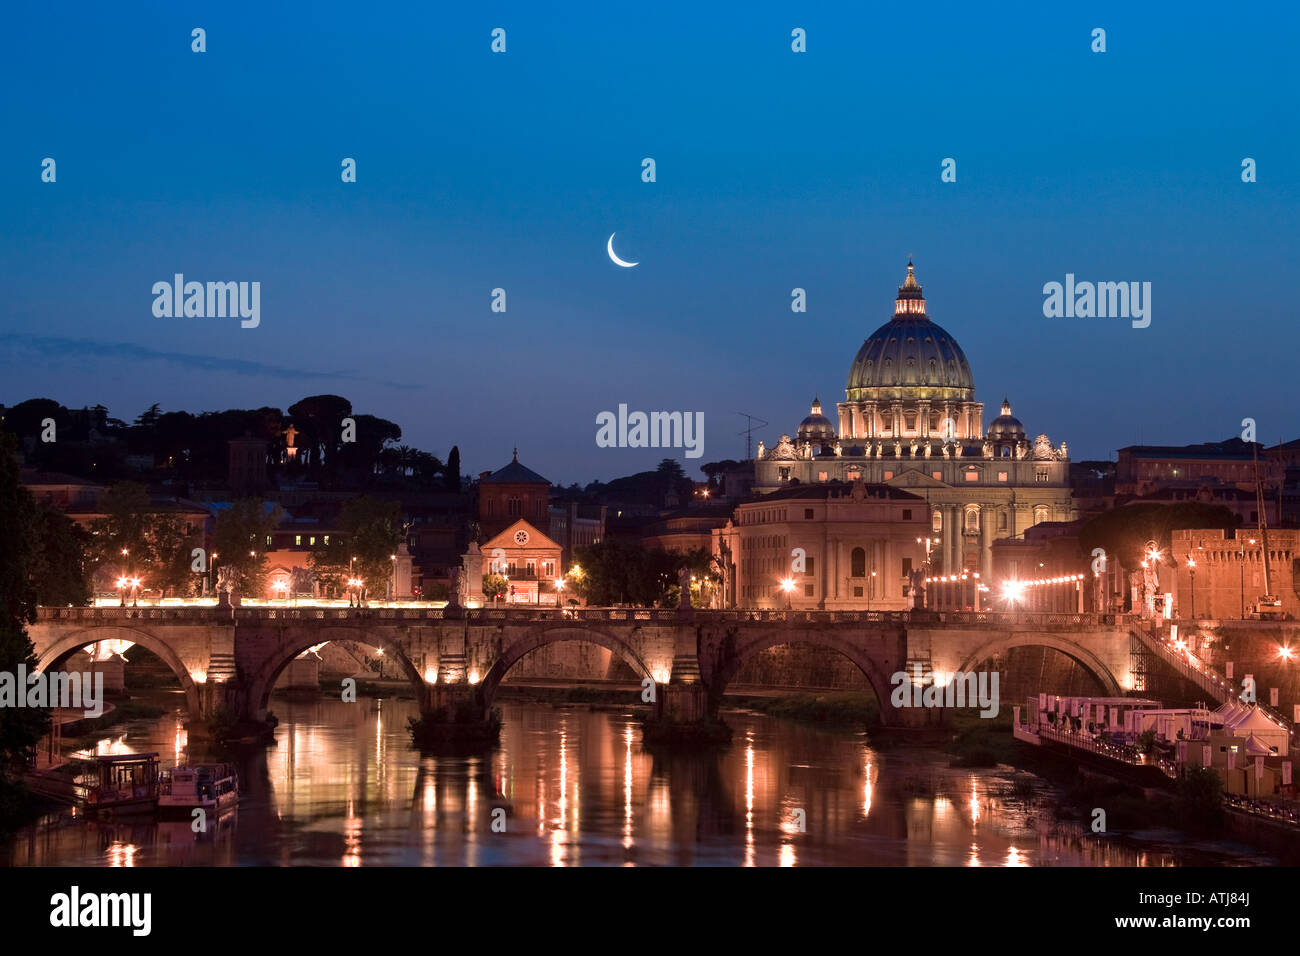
[476,449,551,540]
[753,262,1075,583]
[712,480,928,610]
[1115,438,1280,497]
[481,519,563,605]
[1171,527,1300,620]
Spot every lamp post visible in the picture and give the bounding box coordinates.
[916,536,940,608]
[1187,558,1196,620]
[868,569,877,611]
[780,577,795,610]
[116,576,128,607]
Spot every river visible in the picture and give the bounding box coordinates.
[1,692,1276,866]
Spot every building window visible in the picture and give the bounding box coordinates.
[932,510,942,532]
[847,470,861,481]
[509,496,521,516]
[997,471,1008,482]
[998,512,1007,531]
[1033,505,1050,525]
[853,586,863,597]
[965,508,980,533]
[884,471,893,480]
[818,472,828,482]
[964,470,978,482]
[323,536,329,545]
[805,557,815,576]
[902,509,912,520]
[266,535,273,546]
[804,584,814,597]
[851,547,866,577]
[295,535,302,546]
[804,508,814,519]
[902,557,912,576]
[779,467,791,481]
[1035,470,1049,483]
[932,471,942,481]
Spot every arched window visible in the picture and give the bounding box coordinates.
[508,495,521,517]
[965,506,980,533]
[851,547,866,577]
[1033,505,1050,525]
[932,510,943,533]
[998,511,1008,531]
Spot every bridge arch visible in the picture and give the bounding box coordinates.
[956,633,1123,697]
[243,626,426,721]
[479,625,655,708]
[34,625,203,717]
[711,630,896,723]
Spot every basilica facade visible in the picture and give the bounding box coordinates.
[746,262,1075,600]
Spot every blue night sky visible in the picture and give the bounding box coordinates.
[2,2,1296,485]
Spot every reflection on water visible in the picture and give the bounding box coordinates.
[1,695,1276,866]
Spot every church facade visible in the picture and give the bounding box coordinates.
[749,262,1075,592]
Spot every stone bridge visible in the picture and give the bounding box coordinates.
[29,606,1144,733]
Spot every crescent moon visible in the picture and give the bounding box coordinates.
[607,233,638,268]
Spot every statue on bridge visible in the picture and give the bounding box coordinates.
[216,565,242,607]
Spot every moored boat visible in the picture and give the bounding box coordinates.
[158,763,239,819]
[81,753,160,818]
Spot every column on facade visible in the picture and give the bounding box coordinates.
[948,504,961,575]
[979,505,992,597]
[830,538,839,602]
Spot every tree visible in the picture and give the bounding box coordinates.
[30,506,91,607]
[0,434,50,796]
[213,499,277,596]
[86,482,153,572]
[1175,765,1224,832]
[482,574,508,601]
[85,483,201,597]
[573,538,684,606]
[288,395,353,474]
[311,496,403,602]
[445,446,461,492]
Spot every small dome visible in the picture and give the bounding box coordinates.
[797,397,837,444]
[987,398,1025,441]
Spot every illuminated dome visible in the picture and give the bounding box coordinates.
[845,262,975,403]
[986,398,1025,441]
[797,397,837,444]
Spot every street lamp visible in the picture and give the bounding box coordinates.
[116,576,129,607]
[1186,558,1196,620]
[780,576,796,609]
[129,576,141,607]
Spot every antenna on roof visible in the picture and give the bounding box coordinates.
[737,412,769,460]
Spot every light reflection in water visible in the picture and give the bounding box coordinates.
[106,842,137,867]
[6,697,1280,868]
[744,735,756,867]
